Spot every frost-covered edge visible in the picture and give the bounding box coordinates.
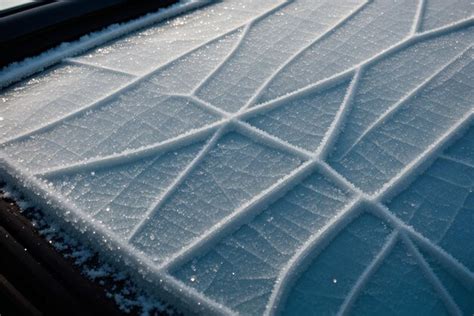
[0,0,212,89]
[0,185,174,315]
[0,154,230,315]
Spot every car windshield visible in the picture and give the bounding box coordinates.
[0,0,473,314]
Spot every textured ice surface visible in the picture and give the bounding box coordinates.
[0,0,473,315]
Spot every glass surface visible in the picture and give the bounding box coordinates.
[0,0,473,314]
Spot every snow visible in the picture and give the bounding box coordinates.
[0,0,473,315]
[0,0,33,11]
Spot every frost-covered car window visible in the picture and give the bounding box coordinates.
[0,0,473,314]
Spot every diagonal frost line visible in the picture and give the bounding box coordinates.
[159,92,231,117]
[408,226,474,288]
[233,120,314,160]
[401,233,462,316]
[237,70,354,121]
[337,46,473,160]
[364,15,474,69]
[264,197,364,316]
[411,0,427,35]
[317,69,362,160]
[317,161,366,197]
[185,94,231,118]
[190,25,250,96]
[0,2,287,147]
[438,154,474,169]
[372,112,473,202]
[160,159,321,271]
[63,57,138,77]
[337,230,399,316]
[231,5,367,117]
[0,155,237,316]
[245,15,474,114]
[368,202,474,284]
[34,120,225,178]
[242,0,371,109]
[127,126,227,242]
[190,0,292,96]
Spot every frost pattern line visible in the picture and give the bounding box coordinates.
[337,230,400,316]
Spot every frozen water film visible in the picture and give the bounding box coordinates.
[0,0,473,314]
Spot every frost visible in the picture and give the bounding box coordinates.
[0,0,473,315]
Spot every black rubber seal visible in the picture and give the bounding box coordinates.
[0,0,179,67]
[0,194,124,315]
